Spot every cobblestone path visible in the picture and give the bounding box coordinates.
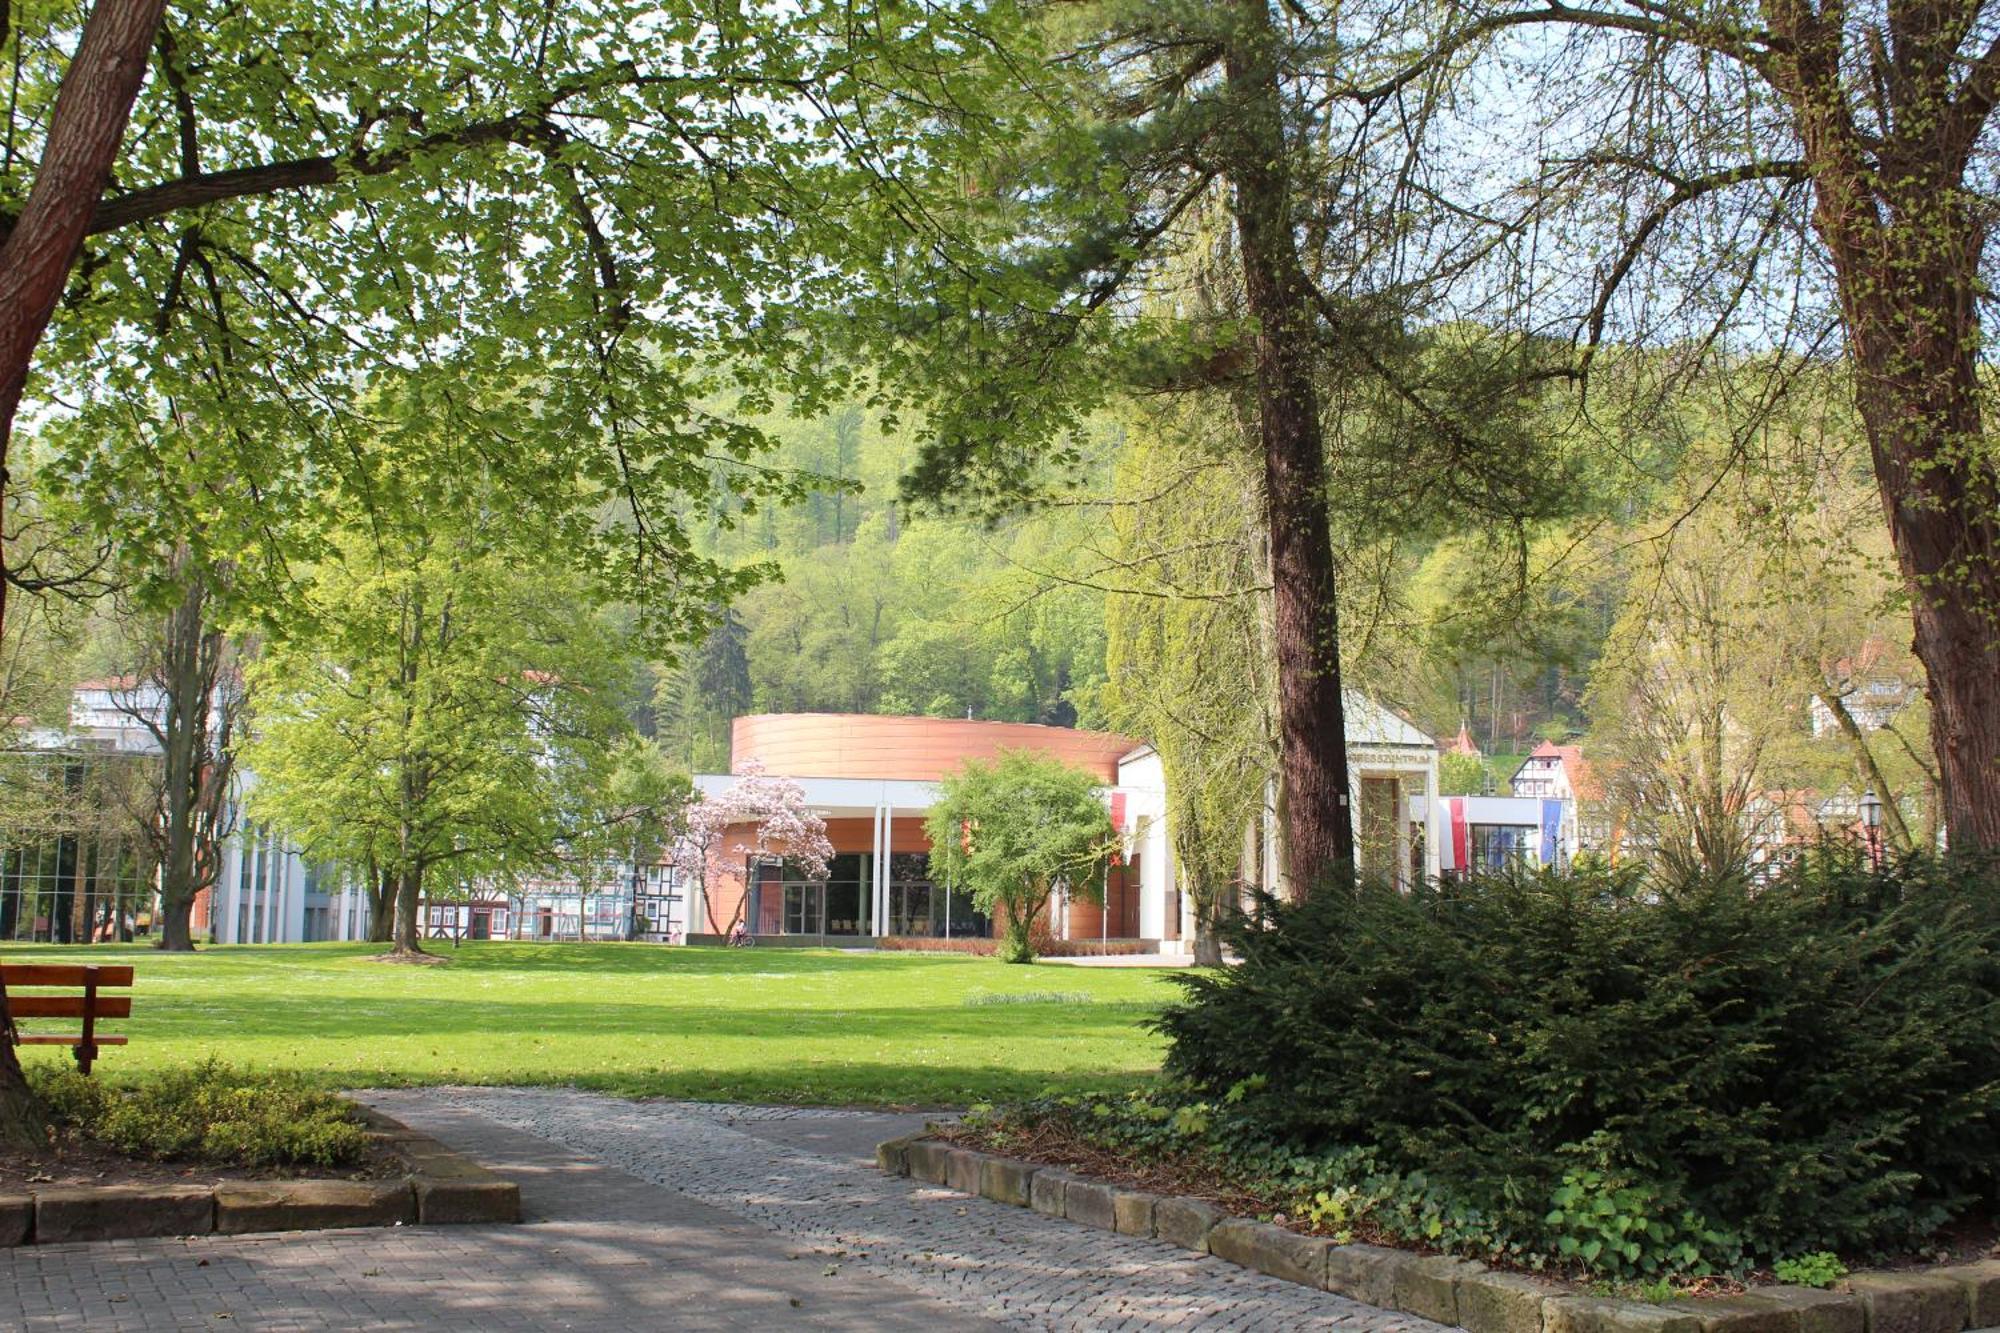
[0,1087,1454,1331]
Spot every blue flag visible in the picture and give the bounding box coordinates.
[1540,799,1563,865]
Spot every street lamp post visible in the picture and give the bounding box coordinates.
[1859,789,1884,870]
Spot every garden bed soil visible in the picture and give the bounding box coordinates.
[938,1120,2000,1288]
[0,1129,403,1193]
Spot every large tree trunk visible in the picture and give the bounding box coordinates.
[1222,0,1356,894]
[0,0,166,639]
[1770,7,2000,852]
[0,0,168,1145]
[158,895,196,950]
[138,567,238,951]
[0,979,41,1154]
[155,595,203,953]
[390,866,427,956]
[1854,372,2000,853]
[366,862,394,943]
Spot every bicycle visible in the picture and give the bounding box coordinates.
[726,922,756,947]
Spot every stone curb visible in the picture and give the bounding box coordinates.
[2,1102,519,1247]
[875,1135,1998,1333]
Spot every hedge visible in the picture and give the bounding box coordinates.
[1155,853,2000,1273]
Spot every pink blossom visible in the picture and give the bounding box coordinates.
[672,760,834,893]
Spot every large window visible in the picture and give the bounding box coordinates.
[1469,824,1537,871]
[744,851,990,938]
[753,852,874,937]
[885,853,988,939]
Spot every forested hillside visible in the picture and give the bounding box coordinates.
[648,405,1117,771]
[658,364,1930,853]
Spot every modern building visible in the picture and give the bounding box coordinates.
[203,809,372,945]
[1,679,374,944]
[686,706,1441,952]
[10,679,1451,948]
[1429,795,1571,873]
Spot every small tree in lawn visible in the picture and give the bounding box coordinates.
[674,761,833,935]
[925,751,1117,965]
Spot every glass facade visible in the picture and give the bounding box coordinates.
[886,852,989,937]
[746,850,990,939]
[0,835,154,943]
[0,754,159,943]
[1468,824,1537,871]
[753,852,873,936]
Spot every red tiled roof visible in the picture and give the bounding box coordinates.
[1526,740,1601,801]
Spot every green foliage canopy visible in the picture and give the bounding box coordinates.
[243,507,640,911]
[924,749,1115,963]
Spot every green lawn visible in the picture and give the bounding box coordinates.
[4,942,1180,1107]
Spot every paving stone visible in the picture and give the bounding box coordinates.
[213,1179,414,1235]
[978,1155,1037,1208]
[1932,1263,2000,1329]
[1029,1166,1075,1218]
[1843,1273,1970,1333]
[1459,1269,1562,1333]
[1113,1189,1158,1238]
[944,1146,984,1194]
[0,1194,29,1246]
[1395,1255,1486,1326]
[2,1089,1453,1333]
[1064,1177,1118,1231]
[1695,1293,1817,1333]
[1545,1296,1705,1333]
[412,1175,520,1225]
[34,1186,213,1243]
[876,1134,914,1176]
[1205,1218,1331,1290]
[1154,1196,1226,1254]
[906,1137,953,1184]
[1741,1286,1868,1333]
[1327,1243,1422,1307]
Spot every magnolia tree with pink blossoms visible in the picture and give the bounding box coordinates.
[673,761,834,933]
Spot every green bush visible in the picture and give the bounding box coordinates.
[1773,1252,1847,1288]
[30,1059,370,1169]
[1155,852,2000,1275]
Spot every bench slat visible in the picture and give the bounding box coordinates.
[7,995,132,1020]
[0,964,136,988]
[15,1035,127,1046]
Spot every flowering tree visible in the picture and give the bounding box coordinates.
[673,761,833,933]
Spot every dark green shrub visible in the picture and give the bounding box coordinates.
[1156,852,2000,1273]
[30,1059,370,1169]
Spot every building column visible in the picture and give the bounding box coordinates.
[1427,760,1442,879]
[216,836,242,945]
[871,803,890,936]
[284,850,306,942]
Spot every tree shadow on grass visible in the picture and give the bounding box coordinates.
[124,994,1170,1044]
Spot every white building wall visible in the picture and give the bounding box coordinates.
[1114,749,1173,944]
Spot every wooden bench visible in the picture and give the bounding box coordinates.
[0,963,134,1074]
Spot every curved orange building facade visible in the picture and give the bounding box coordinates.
[687,705,1440,952]
[729,713,1139,783]
[690,713,1151,948]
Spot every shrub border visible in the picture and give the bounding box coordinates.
[0,1101,520,1247]
[877,1134,2000,1333]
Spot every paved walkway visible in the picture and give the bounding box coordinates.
[0,1088,1452,1331]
